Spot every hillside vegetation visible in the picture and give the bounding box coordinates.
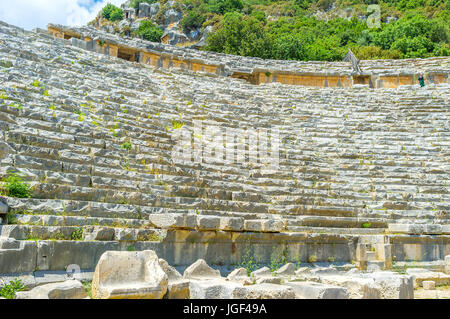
[101,0,449,61]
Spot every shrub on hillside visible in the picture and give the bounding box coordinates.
[181,11,206,34]
[134,20,164,42]
[102,3,124,22]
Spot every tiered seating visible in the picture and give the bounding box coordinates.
[0,21,449,273]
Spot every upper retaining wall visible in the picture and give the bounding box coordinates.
[47,24,450,89]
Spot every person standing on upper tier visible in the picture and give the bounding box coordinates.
[418,73,425,87]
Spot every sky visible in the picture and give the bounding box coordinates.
[0,0,125,30]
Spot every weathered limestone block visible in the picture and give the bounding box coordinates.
[92,250,168,299]
[227,268,252,285]
[250,267,271,278]
[285,281,349,299]
[422,281,435,290]
[0,225,28,240]
[164,9,182,25]
[232,283,296,299]
[183,259,221,280]
[0,241,37,274]
[149,213,196,230]
[445,255,450,275]
[275,263,296,276]
[15,280,86,299]
[83,226,115,241]
[138,2,151,18]
[219,217,244,231]
[406,268,450,288]
[310,267,339,276]
[244,220,284,232]
[159,258,190,299]
[190,279,241,299]
[320,276,381,299]
[363,272,414,299]
[0,237,20,249]
[0,200,8,223]
[0,141,14,160]
[197,216,220,231]
[114,228,137,241]
[295,267,311,275]
[388,224,443,235]
[255,277,282,284]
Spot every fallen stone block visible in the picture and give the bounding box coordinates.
[232,283,296,299]
[227,268,252,284]
[406,268,450,288]
[295,267,311,275]
[159,258,190,299]
[15,280,86,299]
[256,277,282,284]
[320,276,381,299]
[183,259,221,280]
[251,266,271,278]
[310,267,339,276]
[285,281,349,299]
[166,280,190,299]
[423,281,435,290]
[190,279,241,299]
[92,250,168,299]
[275,263,296,276]
[363,272,414,299]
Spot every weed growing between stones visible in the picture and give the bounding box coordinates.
[308,255,318,263]
[82,281,92,298]
[0,60,13,68]
[121,142,132,151]
[1,173,32,198]
[71,228,84,241]
[270,247,289,273]
[5,210,17,224]
[172,120,184,129]
[0,279,24,299]
[237,241,260,276]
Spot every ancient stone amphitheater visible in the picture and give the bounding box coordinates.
[0,21,449,299]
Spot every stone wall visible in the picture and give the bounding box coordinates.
[47,24,450,89]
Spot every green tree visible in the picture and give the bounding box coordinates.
[134,20,164,42]
[101,3,124,22]
[208,0,244,14]
[181,11,206,34]
[206,12,272,58]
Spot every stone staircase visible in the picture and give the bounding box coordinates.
[0,20,448,277]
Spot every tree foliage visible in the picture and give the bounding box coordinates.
[134,20,164,42]
[101,3,124,22]
[102,0,449,61]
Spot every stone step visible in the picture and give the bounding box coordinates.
[286,216,387,228]
[286,226,386,235]
[0,224,164,242]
